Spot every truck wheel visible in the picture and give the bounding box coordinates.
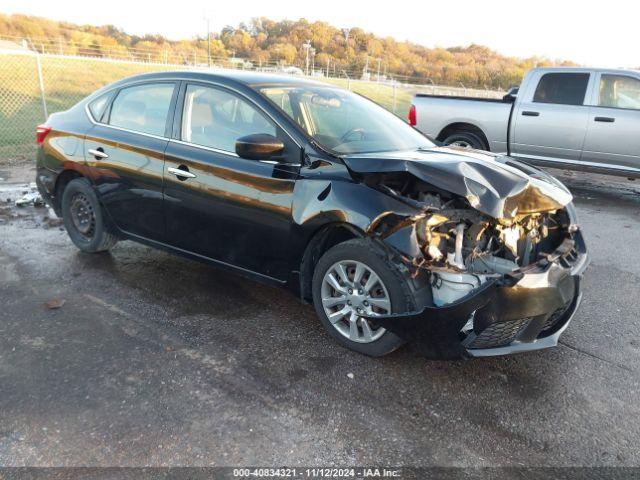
[312,238,414,357]
[443,131,487,150]
[61,178,118,253]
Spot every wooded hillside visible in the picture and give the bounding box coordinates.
[0,14,575,88]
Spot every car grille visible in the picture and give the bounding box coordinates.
[541,301,572,332]
[559,244,581,269]
[468,317,533,349]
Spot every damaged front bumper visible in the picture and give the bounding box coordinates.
[373,230,588,358]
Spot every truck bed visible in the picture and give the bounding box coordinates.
[414,93,509,103]
[412,95,513,153]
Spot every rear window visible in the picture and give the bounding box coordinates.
[108,83,175,136]
[533,73,590,106]
[599,74,640,110]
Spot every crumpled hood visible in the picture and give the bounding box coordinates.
[341,146,573,219]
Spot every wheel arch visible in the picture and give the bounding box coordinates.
[53,169,84,215]
[299,222,364,302]
[437,122,490,151]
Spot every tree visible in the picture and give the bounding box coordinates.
[271,43,297,64]
[0,13,576,89]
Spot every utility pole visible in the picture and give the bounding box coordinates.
[310,47,316,75]
[342,28,350,75]
[377,58,381,82]
[303,40,311,76]
[204,11,212,67]
[207,18,211,67]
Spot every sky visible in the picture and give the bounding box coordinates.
[0,0,636,68]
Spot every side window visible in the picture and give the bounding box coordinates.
[533,73,590,106]
[181,84,276,153]
[88,92,112,121]
[599,74,640,110]
[109,83,175,136]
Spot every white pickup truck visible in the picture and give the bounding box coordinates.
[409,67,640,178]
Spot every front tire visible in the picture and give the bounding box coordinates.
[61,178,118,253]
[312,238,415,357]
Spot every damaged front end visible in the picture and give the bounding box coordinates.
[345,149,588,358]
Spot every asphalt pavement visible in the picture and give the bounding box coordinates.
[0,165,639,467]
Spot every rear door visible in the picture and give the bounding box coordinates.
[582,73,640,171]
[84,81,177,241]
[163,82,301,281]
[511,71,592,162]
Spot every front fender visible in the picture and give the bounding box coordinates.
[290,176,420,258]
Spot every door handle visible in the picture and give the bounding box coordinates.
[88,148,109,159]
[594,116,615,123]
[168,166,197,179]
[522,111,540,117]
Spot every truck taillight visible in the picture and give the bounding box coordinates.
[408,104,417,126]
[36,124,52,145]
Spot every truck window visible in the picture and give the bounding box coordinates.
[599,74,640,110]
[533,73,590,106]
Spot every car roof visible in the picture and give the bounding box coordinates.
[108,69,331,91]
[531,66,640,75]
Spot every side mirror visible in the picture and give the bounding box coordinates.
[235,134,285,160]
[502,87,519,103]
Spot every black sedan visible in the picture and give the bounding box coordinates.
[35,71,588,358]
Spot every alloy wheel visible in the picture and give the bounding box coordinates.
[320,260,391,343]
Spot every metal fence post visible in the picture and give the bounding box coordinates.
[392,81,397,114]
[35,53,48,120]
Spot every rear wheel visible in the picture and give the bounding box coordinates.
[442,131,487,150]
[312,239,415,357]
[61,178,118,253]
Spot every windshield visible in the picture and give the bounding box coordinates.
[259,85,434,155]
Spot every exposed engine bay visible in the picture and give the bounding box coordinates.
[363,172,577,308]
[337,147,587,357]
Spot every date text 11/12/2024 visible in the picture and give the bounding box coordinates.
[232,467,403,478]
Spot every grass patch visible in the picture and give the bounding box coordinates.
[0,54,413,164]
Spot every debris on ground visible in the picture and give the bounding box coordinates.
[42,207,63,228]
[15,184,44,207]
[45,298,66,310]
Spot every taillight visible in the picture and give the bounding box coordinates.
[408,104,417,126]
[36,124,52,145]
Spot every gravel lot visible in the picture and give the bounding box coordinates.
[0,165,639,467]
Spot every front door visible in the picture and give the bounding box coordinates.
[582,73,640,172]
[85,81,177,241]
[163,83,301,281]
[512,72,591,162]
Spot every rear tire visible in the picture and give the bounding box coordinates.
[443,131,487,150]
[61,178,118,253]
[312,238,415,357]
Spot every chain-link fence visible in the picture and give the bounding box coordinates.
[0,50,183,163]
[0,49,505,165]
